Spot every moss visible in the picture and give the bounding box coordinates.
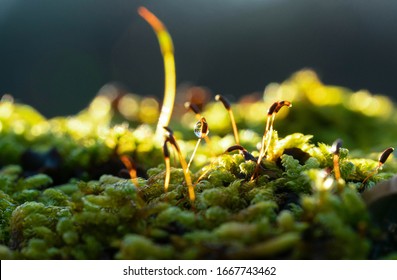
[116,234,173,259]
[0,70,397,259]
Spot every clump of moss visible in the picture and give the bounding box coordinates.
[1,70,397,259]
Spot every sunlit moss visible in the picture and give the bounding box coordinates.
[117,94,140,121]
[88,95,112,120]
[0,70,397,259]
[348,91,393,118]
[139,98,160,124]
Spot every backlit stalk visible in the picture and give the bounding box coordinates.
[138,7,176,144]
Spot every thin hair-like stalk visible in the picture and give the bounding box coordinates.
[215,94,240,144]
[120,155,139,187]
[187,117,209,170]
[163,127,195,202]
[138,7,176,144]
[251,100,292,180]
[184,101,215,157]
[331,139,343,181]
[162,140,171,192]
[362,147,394,185]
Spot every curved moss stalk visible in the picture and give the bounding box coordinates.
[251,101,291,180]
[225,144,256,162]
[362,147,394,185]
[215,94,240,144]
[138,7,176,144]
[331,139,343,181]
[120,155,139,187]
[163,127,195,202]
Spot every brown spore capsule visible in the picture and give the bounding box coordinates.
[215,94,231,110]
[267,102,279,116]
[274,100,292,113]
[379,147,394,165]
[225,144,256,162]
[331,139,343,155]
[184,102,201,116]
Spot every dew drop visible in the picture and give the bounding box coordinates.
[193,117,209,138]
[194,121,203,138]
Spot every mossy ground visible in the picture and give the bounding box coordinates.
[1,71,396,259]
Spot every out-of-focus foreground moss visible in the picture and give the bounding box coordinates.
[1,70,397,259]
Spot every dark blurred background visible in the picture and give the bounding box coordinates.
[1,0,397,117]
